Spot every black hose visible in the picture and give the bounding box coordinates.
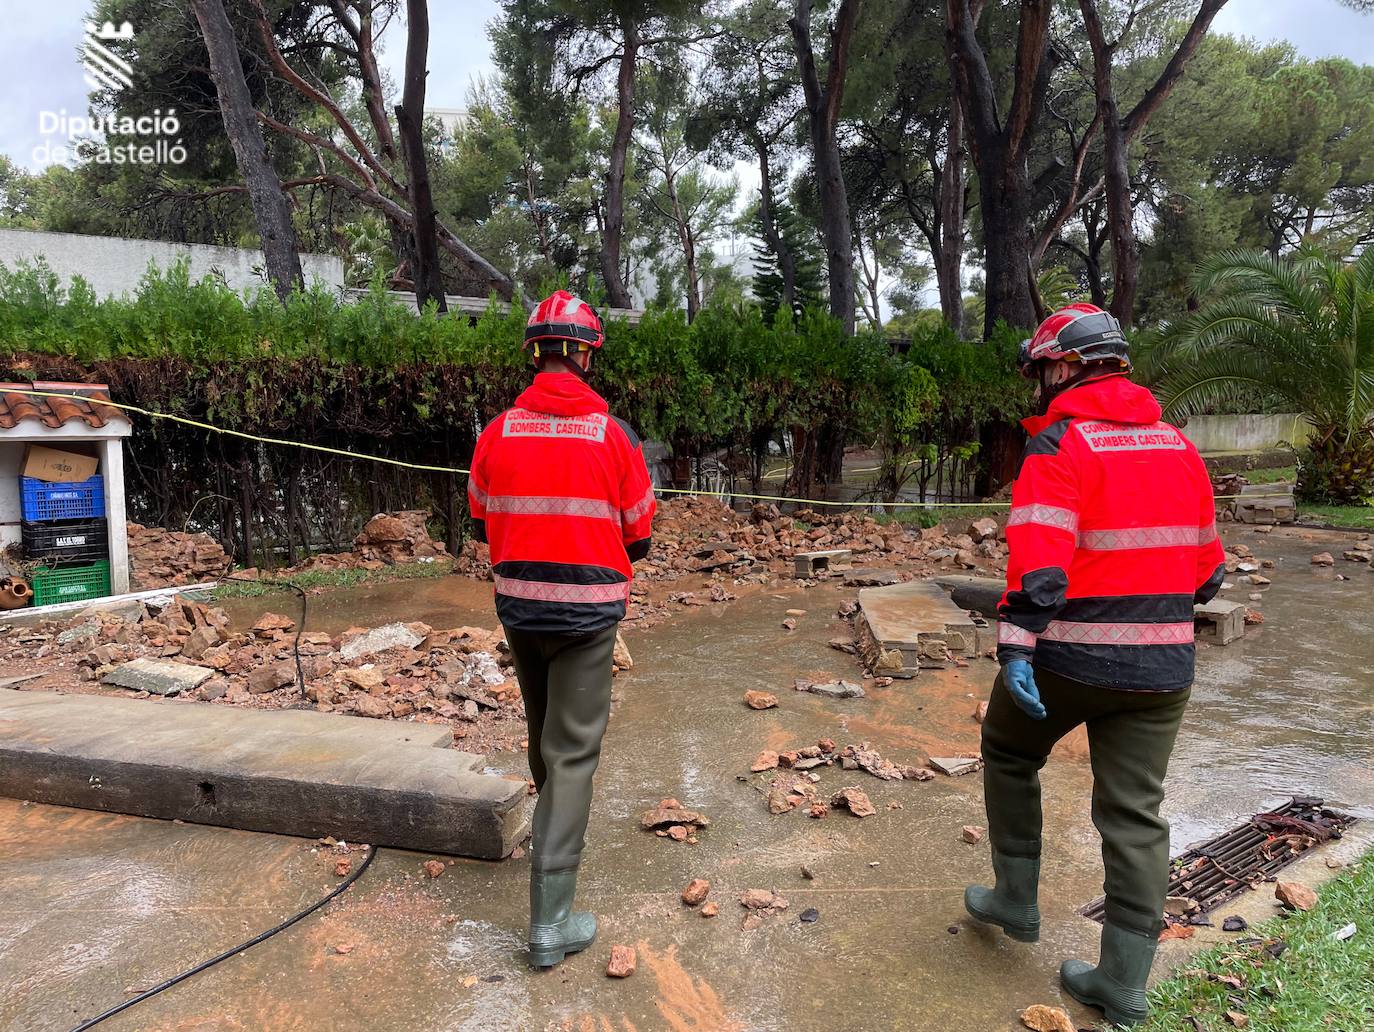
[217,572,310,694]
[65,844,377,1032]
[65,568,349,1032]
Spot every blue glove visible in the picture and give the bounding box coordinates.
[1003,660,1047,720]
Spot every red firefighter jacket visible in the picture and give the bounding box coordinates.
[997,375,1225,691]
[468,372,656,635]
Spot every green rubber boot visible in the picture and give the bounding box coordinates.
[529,868,597,969]
[964,852,1041,942]
[1060,922,1158,1027]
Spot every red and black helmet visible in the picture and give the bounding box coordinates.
[524,290,604,358]
[1017,302,1130,378]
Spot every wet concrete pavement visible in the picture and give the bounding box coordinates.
[4,526,1373,1031]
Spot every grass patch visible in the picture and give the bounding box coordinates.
[1244,465,1298,485]
[211,559,455,599]
[1297,503,1374,531]
[1141,853,1374,1031]
[879,503,1007,529]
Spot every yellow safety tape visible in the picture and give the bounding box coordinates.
[0,387,1297,509]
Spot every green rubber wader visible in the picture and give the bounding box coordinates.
[504,624,617,873]
[979,665,1190,936]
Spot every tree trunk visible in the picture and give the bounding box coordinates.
[1081,0,1137,324]
[192,0,303,301]
[1081,0,1230,325]
[600,19,639,310]
[395,0,447,314]
[658,147,701,321]
[978,147,1038,336]
[789,0,861,336]
[525,158,553,264]
[856,231,882,330]
[754,137,798,314]
[683,223,701,321]
[937,95,967,335]
[811,126,857,334]
[1099,115,1137,322]
[944,0,1052,337]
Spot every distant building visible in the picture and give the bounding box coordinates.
[425,108,469,154]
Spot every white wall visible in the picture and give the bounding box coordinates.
[0,228,345,298]
[1178,413,1311,454]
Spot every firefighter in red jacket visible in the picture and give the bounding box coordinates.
[468,291,655,969]
[964,304,1225,1027]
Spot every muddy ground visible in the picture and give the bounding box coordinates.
[3,524,1374,1031]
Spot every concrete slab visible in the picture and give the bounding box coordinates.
[933,573,1005,617]
[928,755,984,776]
[842,568,901,587]
[1232,483,1296,525]
[0,689,530,859]
[100,657,214,696]
[855,579,982,677]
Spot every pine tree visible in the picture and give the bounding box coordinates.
[748,201,824,321]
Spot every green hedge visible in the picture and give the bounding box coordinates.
[0,258,1028,454]
[0,258,1030,561]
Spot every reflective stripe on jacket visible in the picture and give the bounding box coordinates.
[469,372,655,634]
[997,375,1225,691]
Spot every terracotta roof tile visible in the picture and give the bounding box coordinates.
[0,381,129,431]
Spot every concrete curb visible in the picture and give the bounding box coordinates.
[0,689,532,859]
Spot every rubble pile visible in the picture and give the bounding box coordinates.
[750,739,932,817]
[633,496,1008,586]
[0,598,525,745]
[126,523,233,590]
[280,511,452,575]
[354,511,450,563]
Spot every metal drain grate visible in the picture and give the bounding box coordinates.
[1080,796,1357,922]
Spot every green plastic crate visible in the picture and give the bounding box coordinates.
[31,561,111,607]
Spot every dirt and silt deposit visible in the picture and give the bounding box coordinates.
[0,496,1019,754]
[4,494,1371,763]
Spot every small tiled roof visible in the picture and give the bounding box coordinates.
[0,381,129,431]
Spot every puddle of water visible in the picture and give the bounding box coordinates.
[7,526,1374,1032]
[1168,527,1374,844]
[218,574,498,636]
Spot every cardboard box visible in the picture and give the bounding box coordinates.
[21,444,99,484]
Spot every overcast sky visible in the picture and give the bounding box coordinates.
[3,0,1371,173]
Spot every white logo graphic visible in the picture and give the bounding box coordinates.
[31,19,186,167]
[82,21,134,92]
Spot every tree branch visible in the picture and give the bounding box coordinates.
[249,0,402,193]
[256,110,379,193]
[1121,0,1229,142]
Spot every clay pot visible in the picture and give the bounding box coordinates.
[0,579,32,609]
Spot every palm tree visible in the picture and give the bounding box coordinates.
[1149,248,1374,504]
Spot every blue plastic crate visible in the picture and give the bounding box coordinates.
[20,475,106,521]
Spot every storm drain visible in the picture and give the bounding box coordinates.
[1080,796,1357,922]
